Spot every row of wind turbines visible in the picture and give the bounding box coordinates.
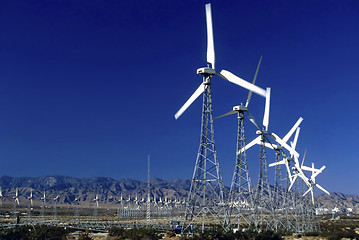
[174,3,329,233]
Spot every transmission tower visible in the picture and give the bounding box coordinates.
[182,76,226,234]
[226,108,254,231]
[147,155,151,225]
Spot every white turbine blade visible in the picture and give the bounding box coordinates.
[30,199,33,207]
[301,149,307,167]
[16,188,18,197]
[282,117,304,143]
[316,184,330,195]
[16,198,19,205]
[174,83,205,119]
[214,110,237,119]
[263,142,277,150]
[301,165,315,172]
[262,87,271,131]
[238,136,261,154]
[205,3,215,69]
[220,70,267,97]
[271,133,299,158]
[303,187,311,197]
[313,166,326,179]
[269,159,285,167]
[291,127,300,151]
[246,56,262,108]
[247,111,261,130]
[298,171,311,187]
[311,166,326,183]
[288,175,298,191]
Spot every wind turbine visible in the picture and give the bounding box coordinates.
[93,194,99,217]
[13,188,20,206]
[301,158,330,204]
[174,3,227,233]
[41,190,46,219]
[0,186,3,207]
[94,194,99,208]
[28,189,33,207]
[215,56,264,230]
[268,120,304,186]
[54,195,59,219]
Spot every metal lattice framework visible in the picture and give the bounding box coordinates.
[182,75,226,234]
[252,134,274,231]
[226,109,254,231]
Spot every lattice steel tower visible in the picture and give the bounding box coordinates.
[253,133,274,231]
[226,108,254,231]
[182,73,226,234]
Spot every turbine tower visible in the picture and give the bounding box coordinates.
[216,57,263,231]
[27,189,33,219]
[175,4,226,233]
[41,190,46,220]
[54,195,59,220]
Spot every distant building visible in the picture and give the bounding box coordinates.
[315,207,329,215]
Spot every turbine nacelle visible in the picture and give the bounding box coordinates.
[197,67,216,76]
[232,105,247,112]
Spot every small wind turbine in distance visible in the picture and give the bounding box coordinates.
[13,187,20,206]
[28,189,33,207]
[0,186,3,207]
[53,195,59,219]
[94,194,99,208]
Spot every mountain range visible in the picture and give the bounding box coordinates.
[0,175,357,213]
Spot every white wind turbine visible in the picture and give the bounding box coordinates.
[268,119,304,186]
[53,195,59,219]
[174,4,267,120]
[28,189,33,208]
[13,187,20,206]
[0,186,3,207]
[94,194,99,208]
[41,190,46,219]
[300,157,330,204]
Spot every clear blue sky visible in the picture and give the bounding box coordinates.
[0,0,358,194]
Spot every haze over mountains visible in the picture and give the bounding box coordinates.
[0,175,357,212]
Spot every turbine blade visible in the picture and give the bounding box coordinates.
[301,149,307,167]
[237,136,261,154]
[303,188,311,197]
[271,133,300,159]
[205,3,215,69]
[262,88,271,131]
[316,184,330,195]
[288,175,298,191]
[174,83,205,119]
[269,159,285,167]
[282,117,304,143]
[313,166,326,178]
[220,70,266,97]
[301,165,314,172]
[291,127,300,151]
[247,111,261,130]
[214,110,237,120]
[246,56,262,107]
[30,199,33,207]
